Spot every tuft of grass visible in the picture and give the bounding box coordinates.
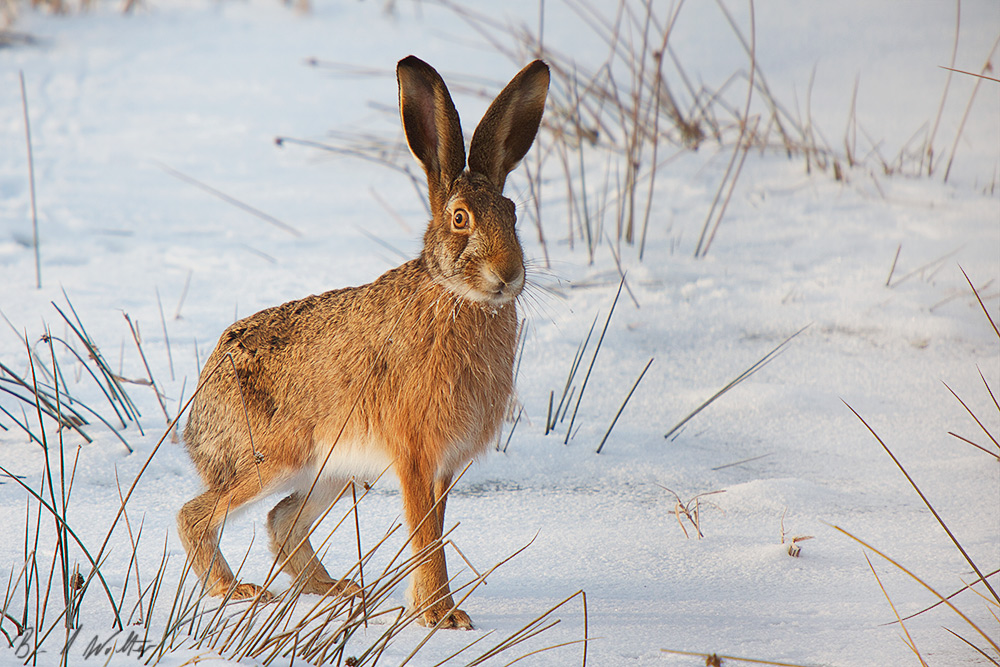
[655,485,725,540]
[562,275,625,444]
[1,297,149,454]
[53,291,144,435]
[545,312,597,437]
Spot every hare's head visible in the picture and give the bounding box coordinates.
[397,56,549,307]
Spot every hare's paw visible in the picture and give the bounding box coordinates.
[332,578,363,598]
[419,606,473,630]
[211,581,273,601]
[300,577,362,599]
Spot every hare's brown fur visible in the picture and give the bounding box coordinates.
[177,56,549,630]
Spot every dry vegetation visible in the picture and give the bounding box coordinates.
[1,1,997,665]
[294,0,998,263]
[1,0,137,32]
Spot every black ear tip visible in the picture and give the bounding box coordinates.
[524,60,551,85]
[398,55,432,75]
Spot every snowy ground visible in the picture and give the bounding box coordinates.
[1,1,998,665]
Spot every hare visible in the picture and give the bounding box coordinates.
[176,56,549,630]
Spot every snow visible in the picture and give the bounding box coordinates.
[1,1,998,665]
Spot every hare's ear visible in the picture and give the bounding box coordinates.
[468,60,549,190]
[397,56,467,216]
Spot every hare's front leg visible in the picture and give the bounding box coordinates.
[399,465,472,629]
[267,488,362,598]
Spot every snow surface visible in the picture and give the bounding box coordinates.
[1,1,998,665]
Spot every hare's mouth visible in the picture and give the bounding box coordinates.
[437,266,524,306]
[475,265,524,305]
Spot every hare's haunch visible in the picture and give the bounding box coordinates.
[176,56,549,630]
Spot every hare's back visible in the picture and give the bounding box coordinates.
[212,261,423,360]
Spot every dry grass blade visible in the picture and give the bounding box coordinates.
[221,352,265,490]
[960,265,1000,339]
[350,481,367,628]
[156,161,302,237]
[711,452,771,471]
[275,134,430,217]
[500,405,524,453]
[501,638,591,667]
[428,628,497,667]
[864,552,928,666]
[843,401,1000,606]
[943,33,1000,182]
[938,65,1000,84]
[943,627,1000,666]
[885,244,902,287]
[547,312,598,435]
[464,589,588,667]
[595,356,653,453]
[979,367,1000,413]
[665,324,809,440]
[942,380,999,455]
[887,246,965,289]
[124,313,172,431]
[829,523,999,653]
[694,0,756,258]
[156,287,175,382]
[18,71,41,289]
[564,275,626,444]
[601,232,639,308]
[639,1,686,260]
[924,1,961,174]
[888,567,1000,624]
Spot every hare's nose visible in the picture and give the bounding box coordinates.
[494,264,525,296]
[496,252,524,285]
[503,265,525,291]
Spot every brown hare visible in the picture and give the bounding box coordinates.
[177,55,549,630]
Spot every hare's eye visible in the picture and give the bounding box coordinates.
[452,209,469,230]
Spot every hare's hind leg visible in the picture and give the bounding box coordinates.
[177,483,273,600]
[267,485,362,598]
